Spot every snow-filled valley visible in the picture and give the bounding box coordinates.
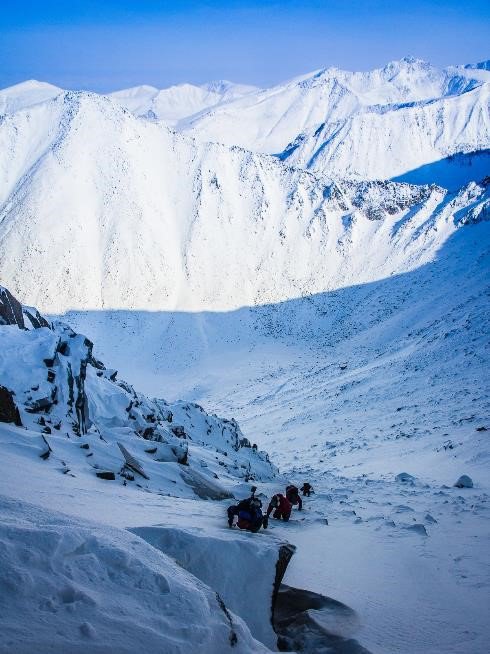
[0,57,489,653]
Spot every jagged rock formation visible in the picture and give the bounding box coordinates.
[0,385,22,426]
[0,286,25,328]
[0,287,276,494]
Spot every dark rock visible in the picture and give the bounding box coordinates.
[42,426,52,434]
[172,425,186,438]
[0,287,25,328]
[141,426,155,439]
[272,545,296,620]
[274,582,369,653]
[74,358,90,435]
[23,307,50,329]
[47,370,56,383]
[80,443,90,450]
[40,434,51,460]
[88,355,105,370]
[96,471,116,480]
[145,447,158,454]
[120,469,134,481]
[25,393,54,414]
[57,341,70,356]
[0,386,22,426]
[117,442,149,480]
[43,357,55,368]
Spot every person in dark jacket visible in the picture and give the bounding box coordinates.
[286,484,303,510]
[300,482,313,497]
[266,493,292,523]
[227,495,265,532]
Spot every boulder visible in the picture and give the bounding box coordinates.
[454,475,473,489]
[96,471,116,481]
[395,472,415,484]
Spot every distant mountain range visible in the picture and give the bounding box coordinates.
[0,58,488,314]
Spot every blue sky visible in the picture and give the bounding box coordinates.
[1,1,488,91]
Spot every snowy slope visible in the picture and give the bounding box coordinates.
[60,213,490,654]
[0,289,289,653]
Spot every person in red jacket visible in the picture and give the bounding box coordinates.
[266,493,292,523]
[286,484,303,510]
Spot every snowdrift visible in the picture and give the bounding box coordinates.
[0,495,272,654]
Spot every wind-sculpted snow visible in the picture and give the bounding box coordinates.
[0,88,488,315]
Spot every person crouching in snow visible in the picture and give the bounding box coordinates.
[300,482,313,497]
[265,493,292,524]
[227,495,265,532]
[286,484,303,510]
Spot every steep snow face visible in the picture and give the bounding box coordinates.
[109,80,259,126]
[182,58,490,159]
[1,90,488,314]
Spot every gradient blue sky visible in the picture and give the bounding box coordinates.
[1,1,489,91]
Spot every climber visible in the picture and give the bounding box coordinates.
[227,489,265,532]
[265,493,292,523]
[300,482,313,497]
[286,484,303,510]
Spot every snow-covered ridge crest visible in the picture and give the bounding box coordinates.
[179,56,490,162]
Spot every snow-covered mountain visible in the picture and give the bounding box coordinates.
[0,87,488,314]
[2,58,487,183]
[109,80,259,126]
[181,57,490,181]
